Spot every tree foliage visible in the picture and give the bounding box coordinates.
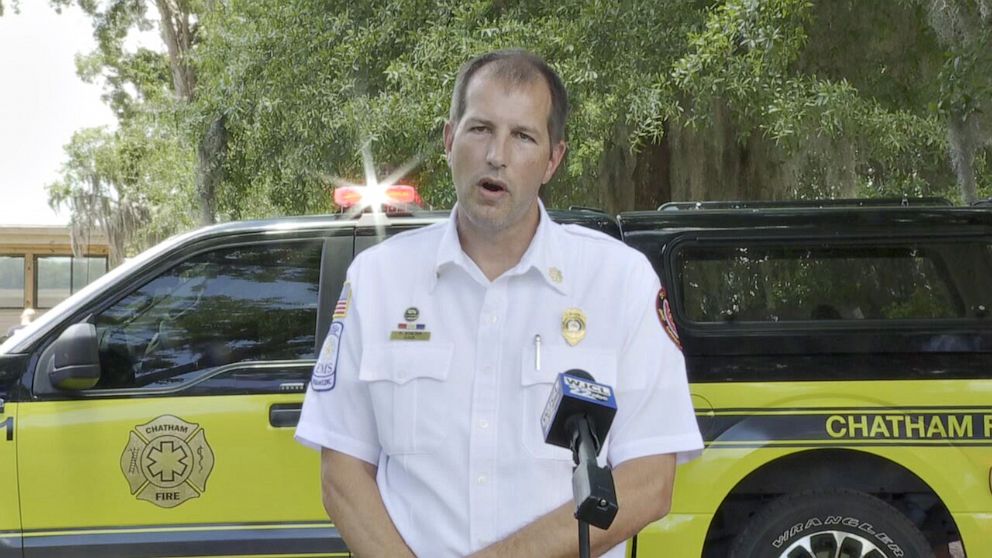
[922,0,992,203]
[47,124,195,266]
[193,0,991,217]
[50,0,220,240]
[192,0,709,216]
[668,0,952,199]
[50,0,992,256]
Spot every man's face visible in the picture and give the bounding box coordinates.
[444,68,566,237]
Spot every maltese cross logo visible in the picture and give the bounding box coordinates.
[121,415,215,508]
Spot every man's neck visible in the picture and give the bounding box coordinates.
[456,211,540,282]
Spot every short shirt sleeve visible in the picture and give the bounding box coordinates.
[295,265,381,465]
[606,254,703,467]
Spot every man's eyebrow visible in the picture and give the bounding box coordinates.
[512,124,541,136]
[463,117,493,127]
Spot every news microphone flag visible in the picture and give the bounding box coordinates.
[541,369,617,453]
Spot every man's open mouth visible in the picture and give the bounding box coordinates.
[478,178,507,193]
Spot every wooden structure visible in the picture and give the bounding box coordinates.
[0,225,109,335]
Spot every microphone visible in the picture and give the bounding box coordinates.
[540,369,619,531]
[541,369,617,453]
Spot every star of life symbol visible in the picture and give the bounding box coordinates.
[121,415,215,508]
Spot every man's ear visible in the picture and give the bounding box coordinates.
[443,121,455,160]
[542,140,567,184]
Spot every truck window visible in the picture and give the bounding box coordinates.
[92,240,322,389]
[677,243,970,324]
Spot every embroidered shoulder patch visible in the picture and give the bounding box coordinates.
[656,287,682,350]
[312,321,344,391]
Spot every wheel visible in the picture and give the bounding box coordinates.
[729,489,935,558]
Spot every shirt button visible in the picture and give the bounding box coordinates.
[477,475,487,484]
[489,314,499,324]
[479,419,489,429]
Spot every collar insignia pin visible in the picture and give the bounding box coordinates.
[561,308,587,346]
[549,267,563,284]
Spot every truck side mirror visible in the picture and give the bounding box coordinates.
[50,323,101,390]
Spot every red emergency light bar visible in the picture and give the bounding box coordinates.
[333,184,423,212]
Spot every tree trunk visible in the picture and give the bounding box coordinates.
[632,128,671,210]
[155,0,196,101]
[156,0,221,223]
[663,99,815,203]
[668,100,747,201]
[196,116,227,225]
[948,111,980,203]
[598,120,638,214]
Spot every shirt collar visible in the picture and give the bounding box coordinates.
[430,200,570,295]
[431,205,466,291]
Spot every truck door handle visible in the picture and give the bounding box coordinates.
[269,403,302,428]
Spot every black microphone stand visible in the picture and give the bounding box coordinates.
[568,416,619,558]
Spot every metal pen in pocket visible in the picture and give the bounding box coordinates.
[534,334,542,371]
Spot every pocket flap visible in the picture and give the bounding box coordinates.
[359,343,453,384]
[520,346,617,387]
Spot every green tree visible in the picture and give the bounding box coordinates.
[51,0,225,225]
[48,0,992,250]
[920,0,992,203]
[195,0,991,218]
[669,0,990,202]
[193,0,709,216]
[48,123,195,266]
[48,127,149,267]
[47,0,200,262]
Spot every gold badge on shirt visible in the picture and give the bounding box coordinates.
[561,308,587,346]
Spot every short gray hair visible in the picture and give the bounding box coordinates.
[449,49,569,146]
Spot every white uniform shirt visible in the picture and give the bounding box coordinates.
[296,203,703,557]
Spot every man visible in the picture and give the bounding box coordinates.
[295,49,702,557]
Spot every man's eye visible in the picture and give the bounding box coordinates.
[470,126,489,133]
[515,132,535,142]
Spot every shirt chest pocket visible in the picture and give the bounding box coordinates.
[519,346,618,461]
[359,343,454,456]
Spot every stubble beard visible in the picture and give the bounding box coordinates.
[458,187,541,240]
[460,198,515,236]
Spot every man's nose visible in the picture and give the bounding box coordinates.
[486,135,508,169]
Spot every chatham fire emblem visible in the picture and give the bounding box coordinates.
[121,415,215,508]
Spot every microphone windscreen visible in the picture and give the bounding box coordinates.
[564,369,594,382]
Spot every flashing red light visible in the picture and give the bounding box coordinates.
[333,184,422,211]
[385,185,421,205]
[333,187,365,207]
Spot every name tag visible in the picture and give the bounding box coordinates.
[390,331,431,341]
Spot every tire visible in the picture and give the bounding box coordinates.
[729,489,935,558]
